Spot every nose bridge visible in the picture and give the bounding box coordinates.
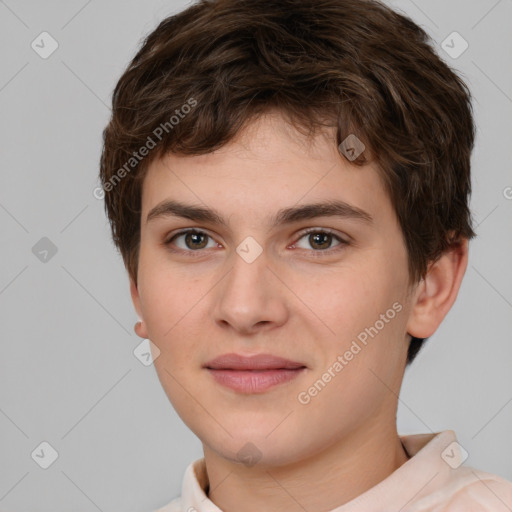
[212,239,287,332]
[223,241,269,308]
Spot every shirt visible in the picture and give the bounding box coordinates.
[155,430,512,512]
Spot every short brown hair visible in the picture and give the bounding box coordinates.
[99,0,476,365]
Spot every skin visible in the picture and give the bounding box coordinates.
[130,110,468,512]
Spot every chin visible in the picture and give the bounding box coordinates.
[202,428,310,469]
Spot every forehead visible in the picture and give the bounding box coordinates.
[140,111,393,228]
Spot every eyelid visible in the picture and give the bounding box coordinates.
[293,226,350,244]
[164,227,212,243]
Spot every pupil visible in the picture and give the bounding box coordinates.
[187,232,207,249]
[311,233,330,249]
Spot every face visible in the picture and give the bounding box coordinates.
[131,111,417,467]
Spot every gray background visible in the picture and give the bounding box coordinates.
[0,0,511,511]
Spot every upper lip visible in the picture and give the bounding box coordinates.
[204,353,306,370]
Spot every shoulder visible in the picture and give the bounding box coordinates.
[441,474,512,512]
[409,468,512,512]
[152,496,182,512]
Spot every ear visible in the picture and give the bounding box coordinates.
[406,238,469,339]
[130,278,149,338]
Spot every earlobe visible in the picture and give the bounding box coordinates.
[406,239,469,339]
[130,279,149,338]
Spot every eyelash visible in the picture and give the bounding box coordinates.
[164,227,349,257]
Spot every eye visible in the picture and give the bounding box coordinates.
[165,229,219,252]
[164,227,349,256]
[292,228,348,253]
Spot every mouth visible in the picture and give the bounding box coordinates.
[204,353,307,393]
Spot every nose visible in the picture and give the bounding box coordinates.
[211,242,289,335]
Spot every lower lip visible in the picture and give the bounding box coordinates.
[206,368,306,393]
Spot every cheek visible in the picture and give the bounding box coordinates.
[295,259,389,337]
[139,275,216,396]
[141,271,206,401]
[302,257,408,368]
[137,246,205,338]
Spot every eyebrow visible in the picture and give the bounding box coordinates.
[146,199,373,227]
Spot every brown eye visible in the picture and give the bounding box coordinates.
[183,231,209,250]
[293,229,348,253]
[308,232,333,250]
[166,230,216,251]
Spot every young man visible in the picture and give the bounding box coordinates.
[99,0,512,510]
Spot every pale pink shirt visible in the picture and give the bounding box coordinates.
[155,430,512,512]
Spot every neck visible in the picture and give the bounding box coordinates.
[203,421,410,512]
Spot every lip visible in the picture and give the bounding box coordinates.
[204,353,307,394]
[204,353,306,370]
